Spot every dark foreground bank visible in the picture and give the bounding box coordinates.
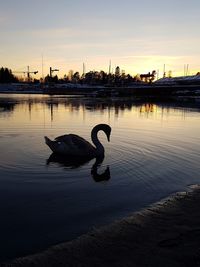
[2,185,200,267]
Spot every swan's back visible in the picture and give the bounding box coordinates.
[55,134,96,156]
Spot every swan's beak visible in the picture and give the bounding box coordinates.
[106,126,111,142]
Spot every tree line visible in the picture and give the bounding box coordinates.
[0,66,157,85]
[44,70,153,86]
[0,67,18,83]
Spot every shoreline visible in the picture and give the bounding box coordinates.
[0,90,200,104]
[0,83,200,98]
[2,185,200,267]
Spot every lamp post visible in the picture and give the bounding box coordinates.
[50,67,59,78]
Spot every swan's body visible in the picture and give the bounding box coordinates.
[44,124,111,157]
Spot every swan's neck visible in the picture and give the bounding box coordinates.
[91,126,104,156]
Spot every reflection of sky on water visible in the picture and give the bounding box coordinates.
[0,94,200,262]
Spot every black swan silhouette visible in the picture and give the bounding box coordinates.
[45,124,111,157]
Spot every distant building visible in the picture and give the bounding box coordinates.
[140,70,156,83]
[115,66,120,76]
[155,73,200,85]
[68,70,74,81]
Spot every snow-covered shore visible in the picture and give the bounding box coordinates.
[0,83,43,94]
[2,185,200,267]
[0,83,200,99]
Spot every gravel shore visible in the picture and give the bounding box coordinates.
[2,185,200,267]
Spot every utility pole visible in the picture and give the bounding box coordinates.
[27,66,38,82]
[50,67,59,78]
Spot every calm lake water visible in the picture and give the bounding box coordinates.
[0,93,200,262]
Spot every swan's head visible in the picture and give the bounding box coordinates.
[97,124,111,142]
[105,125,111,142]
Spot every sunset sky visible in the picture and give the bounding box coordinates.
[1,0,200,79]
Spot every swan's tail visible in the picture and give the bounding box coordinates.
[44,136,58,153]
[44,136,51,146]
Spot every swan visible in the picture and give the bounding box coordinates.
[44,124,111,157]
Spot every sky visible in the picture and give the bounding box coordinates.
[1,0,200,79]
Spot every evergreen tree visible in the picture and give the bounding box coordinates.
[0,67,18,83]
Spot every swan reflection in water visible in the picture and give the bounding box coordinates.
[46,153,110,183]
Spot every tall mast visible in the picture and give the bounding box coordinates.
[42,53,44,82]
[163,64,166,78]
[27,66,30,82]
[83,62,85,76]
[109,60,111,74]
[186,64,189,76]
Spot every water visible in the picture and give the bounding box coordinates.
[0,94,200,262]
